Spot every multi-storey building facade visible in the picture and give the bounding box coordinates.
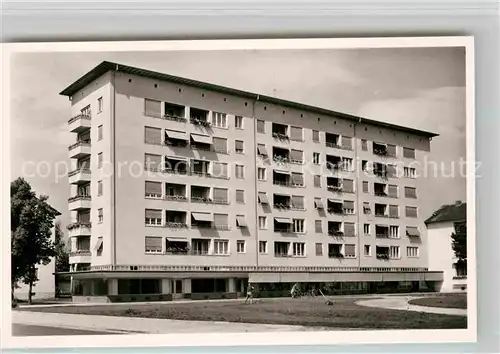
[62,61,443,301]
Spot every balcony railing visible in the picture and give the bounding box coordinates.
[190,118,211,127]
[328,252,344,258]
[190,171,212,178]
[373,148,388,156]
[68,195,91,203]
[325,141,341,149]
[327,185,343,192]
[162,168,188,175]
[68,168,91,177]
[274,228,292,233]
[453,275,467,280]
[165,222,189,228]
[274,203,291,210]
[376,254,390,260]
[273,156,290,164]
[68,141,91,151]
[191,196,213,203]
[67,221,92,230]
[164,195,188,201]
[328,230,344,236]
[375,212,388,218]
[327,208,343,214]
[376,233,389,238]
[163,115,187,123]
[70,250,91,257]
[145,193,162,199]
[68,114,91,124]
[274,253,292,258]
[374,191,388,197]
[272,133,290,140]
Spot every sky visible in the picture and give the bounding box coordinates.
[10,47,467,233]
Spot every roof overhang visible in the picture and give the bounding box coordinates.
[60,61,439,138]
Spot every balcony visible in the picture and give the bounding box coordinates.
[68,195,91,210]
[191,160,211,177]
[328,245,344,258]
[68,141,91,159]
[374,183,388,197]
[328,222,343,236]
[325,133,341,149]
[374,204,388,217]
[164,183,187,201]
[272,123,289,141]
[190,107,210,127]
[67,221,91,237]
[272,147,290,164]
[68,168,91,185]
[327,177,342,192]
[326,155,342,172]
[376,247,390,260]
[164,157,189,175]
[164,102,187,123]
[373,163,388,179]
[165,211,188,228]
[274,242,291,257]
[327,200,344,214]
[69,250,92,264]
[273,194,291,210]
[165,238,189,255]
[68,114,91,133]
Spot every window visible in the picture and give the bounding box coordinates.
[389,226,399,238]
[213,188,228,204]
[343,201,355,215]
[342,157,353,171]
[389,246,400,259]
[259,241,268,254]
[364,245,371,256]
[363,202,371,215]
[363,181,369,193]
[95,236,103,256]
[213,240,229,255]
[236,189,245,203]
[257,119,265,133]
[293,242,305,257]
[290,149,303,164]
[98,125,103,141]
[293,219,305,233]
[312,130,320,142]
[97,180,103,196]
[212,162,228,179]
[313,152,320,164]
[404,167,417,178]
[257,144,268,157]
[361,139,368,151]
[214,214,229,229]
[145,236,162,253]
[405,186,417,198]
[315,243,323,256]
[314,197,324,209]
[315,220,323,233]
[145,126,162,145]
[389,205,399,218]
[388,185,398,198]
[235,164,244,179]
[235,140,244,154]
[98,208,103,223]
[364,224,370,235]
[291,172,304,186]
[407,246,419,257]
[290,126,303,141]
[98,152,103,169]
[144,153,162,171]
[144,98,161,117]
[291,195,305,210]
[257,167,266,181]
[343,179,354,193]
[236,215,247,228]
[145,209,162,226]
[344,222,355,237]
[237,240,246,253]
[213,137,228,154]
[403,147,416,159]
[235,115,243,129]
[212,112,227,128]
[258,216,267,229]
[406,206,418,218]
[98,97,103,113]
[362,160,368,171]
[314,175,321,187]
[81,104,91,117]
[344,244,356,258]
[341,136,353,150]
[145,181,162,198]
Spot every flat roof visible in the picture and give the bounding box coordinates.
[60,61,439,138]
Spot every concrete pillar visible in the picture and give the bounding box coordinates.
[183,279,192,294]
[184,106,190,120]
[228,278,236,292]
[161,278,172,294]
[107,278,118,295]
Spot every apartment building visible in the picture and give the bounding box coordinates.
[62,61,443,302]
[426,201,467,292]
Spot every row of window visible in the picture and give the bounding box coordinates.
[144,98,420,157]
[144,235,419,259]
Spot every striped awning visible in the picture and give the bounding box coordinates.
[191,212,213,222]
[236,216,248,227]
[258,192,269,204]
[406,227,420,237]
[165,130,188,140]
[274,217,292,224]
[190,134,212,144]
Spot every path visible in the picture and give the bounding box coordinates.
[12,310,311,335]
[356,296,467,316]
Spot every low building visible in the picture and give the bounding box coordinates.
[426,201,467,292]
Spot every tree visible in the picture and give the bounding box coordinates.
[11,178,58,304]
[54,221,70,273]
[451,221,467,275]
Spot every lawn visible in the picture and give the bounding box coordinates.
[22,297,467,330]
[408,293,467,309]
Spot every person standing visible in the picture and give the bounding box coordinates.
[291,283,300,298]
[245,283,255,304]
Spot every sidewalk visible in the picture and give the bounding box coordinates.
[12,310,310,334]
[356,296,467,316]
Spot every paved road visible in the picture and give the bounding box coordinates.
[12,324,119,336]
